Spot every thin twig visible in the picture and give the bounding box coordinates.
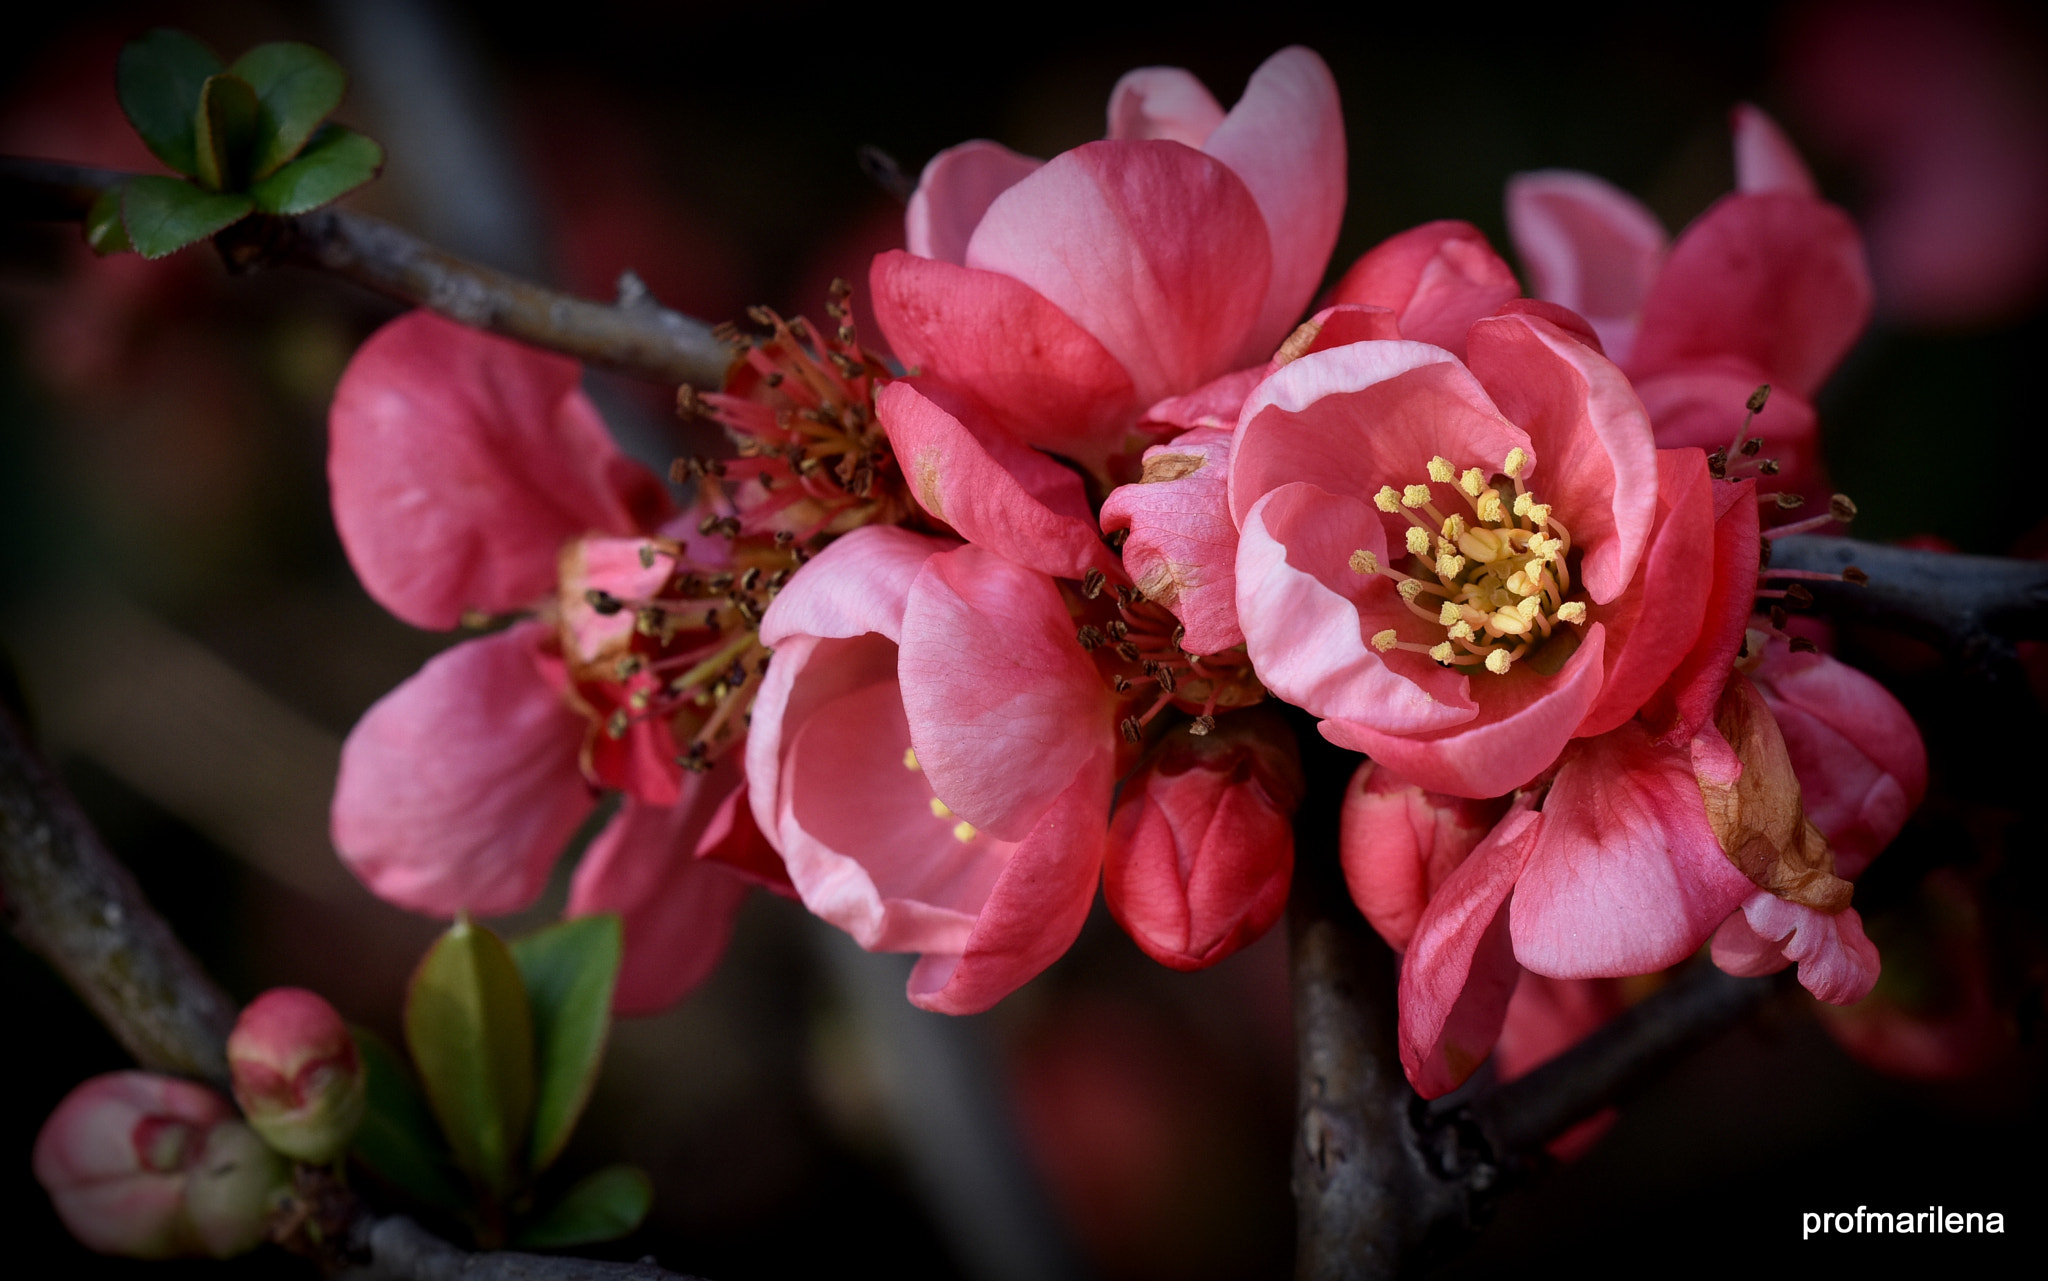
[0,155,733,389]
[345,1216,706,1281]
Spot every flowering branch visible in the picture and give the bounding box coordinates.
[0,156,733,389]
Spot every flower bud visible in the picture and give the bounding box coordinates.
[1104,708,1302,970]
[33,1071,283,1259]
[1339,761,1507,952]
[227,988,366,1164]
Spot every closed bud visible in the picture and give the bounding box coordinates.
[227,988,366,1164]
[1339,761,1509,951]
[1104,708,1303,970]
[33,1072,284,1259]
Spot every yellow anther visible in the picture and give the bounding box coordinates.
[1526,503,1552,525]
[1401,484,1433,509]
[903,748,921,771]
[1375,486,1402,513]
[1427,456,1455,483]
[1406,526,1431,556]
[1485,649,1513,675]
[1459,528,1508,563]
[953,821,978,843]
[929,797,953,819]
[1460,467,1486,497]
[1372,629,1400,653]
[1441,514,1468,540]
[1504,447,1528,478]
[1349,549,1379,575]
[1557,601,1587,624]
[1513,492,1534,518]
[1439,601,1462,625]
[1506,569,1539,597]
[1436,552,1467,579]
[1490,609,1531,635]
[1429,642,1456,664]
[1398,579,1424,601]
[1448,621,1476,641]
[1477,490,1504,523]
[1517,596,1543,621]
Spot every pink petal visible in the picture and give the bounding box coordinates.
[965,140,1271,406]
[569,788,752,1015]
[1633,367,1827,501]
[1505,170,1668,362]
[1510,724,1756,977]
[876,380,1119,581]
[900,545,1119,840]
[1709,909,1792,978]
[1201,47,1347,365]
[1292,303,1405,355]
[1326,221,1521,359]
[328,311,671,630]
[1737,893,1881,1005]
[695,778,796,899]
[1106,67,1225,145]
[757,523,956,649]
[1631,192,1873,397]
[1398,802,1542,1097]
[1339,760,1508,952]
[906,140,1045,265]
[1142,367,1269,432]
[1641,476,1762,744]
[557,536,674,665]
[869,249,1139,452]
[332,622,593,917]
[1099,427,1244,653]
[1465,312,1662,604]
[1732,104,1819,197]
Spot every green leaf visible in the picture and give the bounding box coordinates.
[230,42,348,179]
[116,29,223,177]
[83,186,132,255]
[511,1165,652,1250]
[248,124,383,215]
[193,73,259,192]
[406,916,536,1199]
[119,175,252,259]
[510,915,622,1174]
[349,1028,471,1216]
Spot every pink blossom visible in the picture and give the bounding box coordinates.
[327,311,767,1014]
[227,988,365,1164]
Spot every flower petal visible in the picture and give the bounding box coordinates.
[1641,475,1762,744]
[757,523,955,649]
[1099,426,1243,653]
[1339,760,1508,952]
[1732,104,1819,197]
[1735,892,1880,1005]
[1633,367,1827,501]
[1505,170,1668,363]
[1106,67,1225,145]
[1326,221,1521,359]
[906,140,1045,265]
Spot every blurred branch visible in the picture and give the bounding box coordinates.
[0,156,733,389]
[346,1216,705,1281]
[0,703,237,1085]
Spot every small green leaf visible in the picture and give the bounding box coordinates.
[116,29,223,177]
[511,1165,652,1249]
[230,42,347,179]
[120,175,252,259]
[406,916,536,1199]
[510,914,622,1174]
[83,186,132,255]
[248,124,383,215]
[349,1028,471,1216]
[193,74,259,192]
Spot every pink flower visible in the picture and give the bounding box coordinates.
[1507,106,1873,497]
[34,1073,287,1259]
[871,47,1344,476]
[327,311,771,1014]
[227,988,365,1164]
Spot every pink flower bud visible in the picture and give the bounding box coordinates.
[1339,761,1508,952]
[227,988,366,1164]
[1104,710,1303,971]
[33,1071,284,1259]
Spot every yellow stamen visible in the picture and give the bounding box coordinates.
[1436,552,1467,579]
[1374,486,1403,513]
[1448,621,1475,641]
[1477,490,1505,523]
[1349,549,1379,575]
[1401,484,1433,509]
[1526,503,1552,525]
[1441,513,1468,540]
[1427,456,1455,483]
[903,748,921,771]
[1557,601,1587,624]
[952,821,978,843]
[1504,447,1528,478]
[1438,600,1462,626]
[929,797,952,819]
[1485,649,1513,675]
[1372,629,1400,653]
[1429,642,1455,664]
[1513,492,1534,518]
[1460,467,1486,496]
[1406,526,1431,557]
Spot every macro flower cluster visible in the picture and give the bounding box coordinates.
[323,46,1924,1098]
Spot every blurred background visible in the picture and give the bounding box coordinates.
[3,1,2044,1275]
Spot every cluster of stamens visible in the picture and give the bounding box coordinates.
[1351,448,1586,675]
[1067,570,1263,743]
[900,748,981,844]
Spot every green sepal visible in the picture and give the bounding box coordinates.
[230,42,347,179]
[510,914,622,1174]
[248,124,383,215]
[511,1165,652,1250]
[193,73,259,192]
[348,1028,471,1216]
[83,186,133,256]
[116,29,223,177]
[119,175,252,259]
[405,916,537,1199]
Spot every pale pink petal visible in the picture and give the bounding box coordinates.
[557,536,674,665]
[900,545,1119,840]
[1511,724,1756,977]
[1709,909,1792,977]
[965,140,1271,406]
[1099,427,1243,654]
[1326,221,1521,358]
[1505,170,1668,362]
[1732,104,1819,197]
[1398,803,1543,1097]
[876,380,1119,581]
[869,249,1140,451]
[1641,475,1762,744]
[1465,312,1661,604]
[332,622,593,917]
[906,140,1045,265]
[756,523,955,648]
[1339,760,1507,952]
[1201,47,1347,364]
[1738,893,1881,1005]
[1106,68,1225,145]
[328,311,671,629]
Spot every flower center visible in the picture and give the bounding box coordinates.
[1067,574,1265,743]
[1350,449,1589,675]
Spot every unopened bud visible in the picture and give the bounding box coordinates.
[227,988,366,1165]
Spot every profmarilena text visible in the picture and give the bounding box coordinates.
[1804,1207,2005,1239]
